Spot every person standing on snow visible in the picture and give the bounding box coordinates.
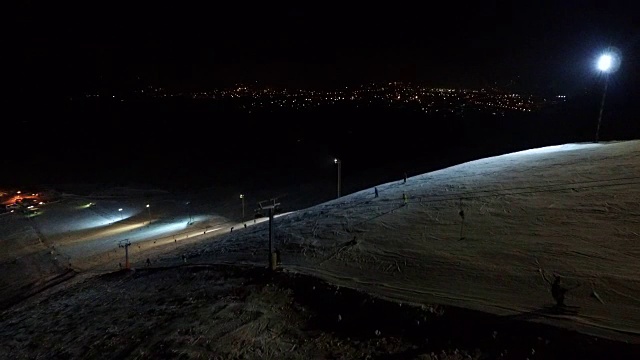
[541,271,581,308]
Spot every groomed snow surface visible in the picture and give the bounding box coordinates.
[194,140,640,344]
[2,140,639,345]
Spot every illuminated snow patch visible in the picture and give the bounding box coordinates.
[504,143,602,157]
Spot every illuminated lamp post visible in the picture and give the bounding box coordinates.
[240,194,245,220]
[334,158,341,198]
[186,201,192,225]
[594,48,621,142]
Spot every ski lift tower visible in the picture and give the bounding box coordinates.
[118,239,132,270]
[258,198,280,271]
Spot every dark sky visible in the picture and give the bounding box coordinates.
[4,1,640,190]
[11,1,640,95]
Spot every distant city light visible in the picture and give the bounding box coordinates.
[81,83,556,114]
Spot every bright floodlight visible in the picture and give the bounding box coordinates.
[595,48,621,74]
[334,158,340,164]
[119,208,123,211]
[597,54,613,71]
[146,204,150,208]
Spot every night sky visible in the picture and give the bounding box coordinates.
[12,1,640,95]
[6,1,640,190]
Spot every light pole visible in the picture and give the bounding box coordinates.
[118,239,131,270]
[118,208,123,220]
[240,194,245,220]
[146,204,151,225]
[594,49,621,142]
[258,198,280,271]
[334,158,341,198]
[186,201,192,225]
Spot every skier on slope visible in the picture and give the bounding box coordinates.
[540,270,581,308]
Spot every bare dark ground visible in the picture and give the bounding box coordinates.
[0,264,638,360]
